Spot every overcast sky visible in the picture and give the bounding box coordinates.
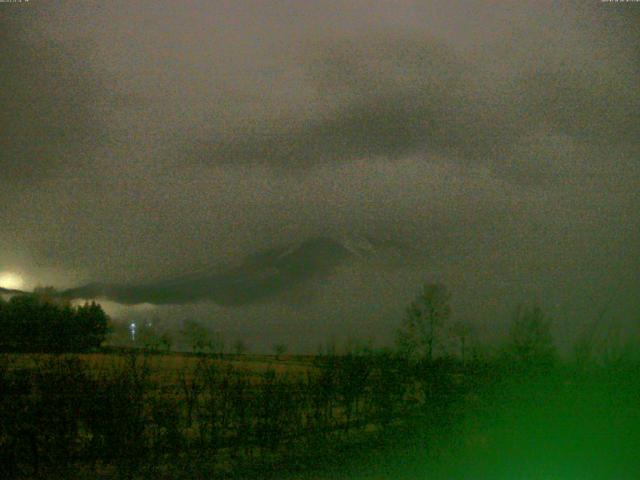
[1,1,638,352]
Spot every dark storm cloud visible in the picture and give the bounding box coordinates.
[184,30,639,203]
[193,34,503,168]
[1,1,638,351]
[0,8,109,185]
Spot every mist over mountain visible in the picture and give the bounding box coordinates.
[58,236,385,306]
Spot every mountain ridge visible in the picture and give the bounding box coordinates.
[57,235,381,306]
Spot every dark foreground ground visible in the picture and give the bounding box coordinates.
[1,351,639,479]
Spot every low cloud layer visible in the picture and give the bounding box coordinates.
[1,1,638,351]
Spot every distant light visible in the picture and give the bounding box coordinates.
[129,322,137,341]
[0,272,24,290]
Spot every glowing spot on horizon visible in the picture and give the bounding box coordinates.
[0,272,25,290]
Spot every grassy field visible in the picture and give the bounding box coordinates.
[3,350,315,377]
[2,349,640,479]
[1,348,416,478]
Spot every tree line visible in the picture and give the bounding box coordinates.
[2,333,638,478]
[0,282,638,478]
[0,293,110,353]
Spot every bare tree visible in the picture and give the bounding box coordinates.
[180,320,223,355]
[449,320,474,363]
[507,304,556,366]
[273,343,287,360]
[159,332,173,353]
[233,339,247,356]
[396,283,451,362]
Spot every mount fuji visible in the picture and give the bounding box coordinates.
[57,235,381,306]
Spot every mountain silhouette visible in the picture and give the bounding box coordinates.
[58,236,378,306]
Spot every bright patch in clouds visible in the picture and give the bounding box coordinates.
[0,272,25,290]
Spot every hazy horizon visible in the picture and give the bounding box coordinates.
[1,1,638,352]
